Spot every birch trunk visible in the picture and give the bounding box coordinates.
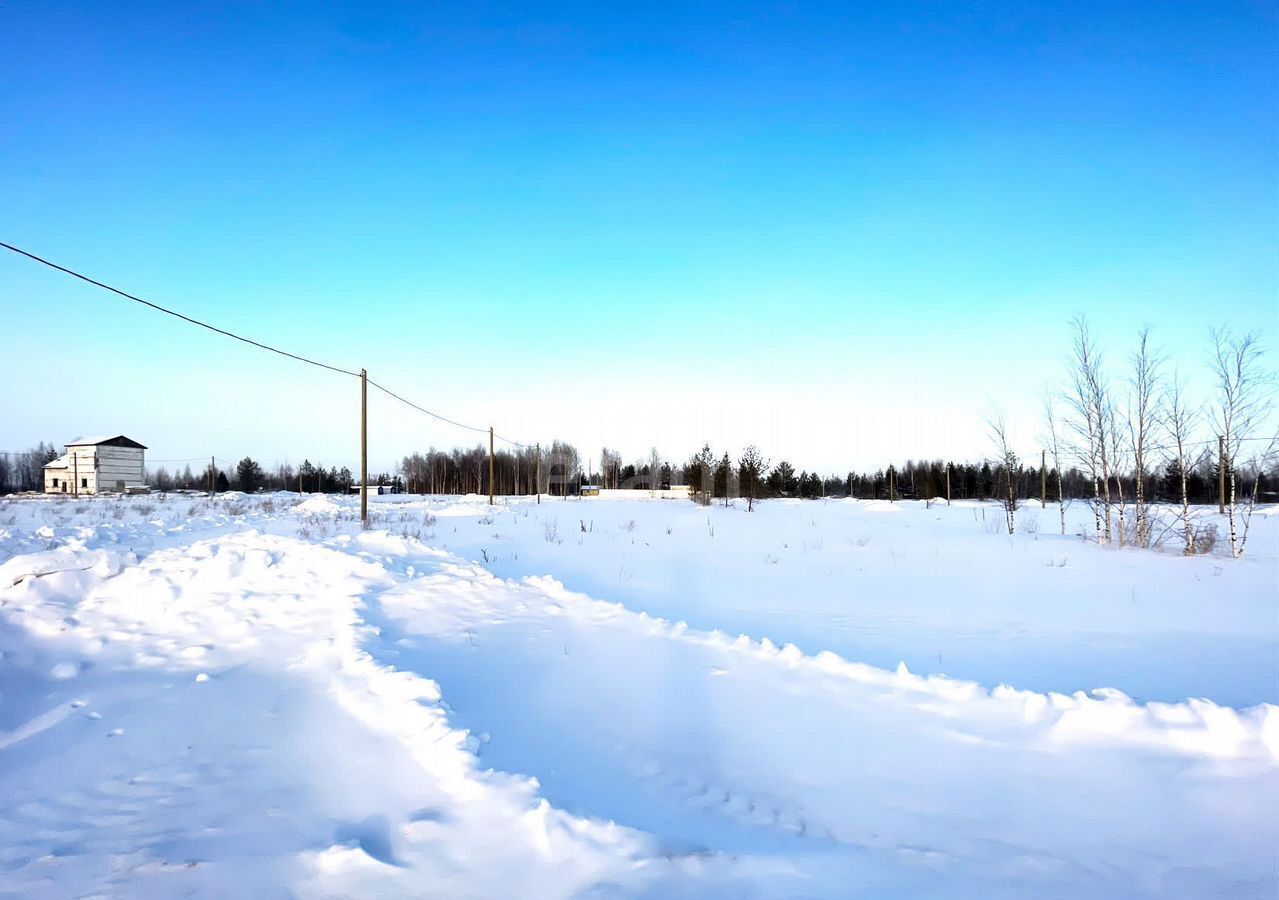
[1227,466,1240,558]
[1180,462,1193,556]
[1057,471,1066,535]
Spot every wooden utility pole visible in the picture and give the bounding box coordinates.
[209,456,215,496]
[945,462,951,506]
[73,452,79,498]
[1041,449,1047,509]
[360,369,368,528]
[536,443,541,505]
[488,427,495,506]
[1218,435,1226,515]
[888,465,895,502]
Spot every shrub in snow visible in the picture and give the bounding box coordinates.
[1194,522,1219,556]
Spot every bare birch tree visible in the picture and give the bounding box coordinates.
[647,447,662,491]
[1105,402,1129,546]
[1163,373,1200,555]
[1127,327,1162,548]
[1065,315,1110,543]
[988,410,1018,534]
[1043,392,1068,535]
[1236,434,1278,558]
[1209,328,1270,558]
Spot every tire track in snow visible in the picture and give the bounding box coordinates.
[360,531,1279,898]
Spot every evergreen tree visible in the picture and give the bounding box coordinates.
[798,472,822,499]
[686,444,714,504]
[768,460,797,496]
[236,457,265,493]
[738,446,768,511]
[713,452,733,503]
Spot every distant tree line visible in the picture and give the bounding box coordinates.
[5,438,1272,510]
[145,459,367,495]
[400,441,580,497]
[0,443,59,493]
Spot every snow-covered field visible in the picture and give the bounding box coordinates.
[0,492,1275,898]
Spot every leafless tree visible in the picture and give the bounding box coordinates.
[647,447,662,491]
[1126,328,1162,547]
[1065,315,1111,543]
[600,448,622,490]
[1105,401,1129,545]
[1209,328,1271,558]
[1236,434,1278,558]
[1163,373,1200,555]
[988,410,1018,534]
[1043,392,1068,535]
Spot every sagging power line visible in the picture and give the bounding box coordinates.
[2,240,540,521]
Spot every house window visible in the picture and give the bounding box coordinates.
[52,478,59,487]
[81,478,88,488]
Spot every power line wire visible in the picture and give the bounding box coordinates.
[494,432,530,449]
[3,240,539,448]
[1,241,360,378]
[365,378,493,438]
[367,377,533,449]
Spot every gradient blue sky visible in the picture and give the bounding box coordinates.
[2,1,1275,473]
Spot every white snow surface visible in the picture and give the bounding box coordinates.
[0,492,1275,898]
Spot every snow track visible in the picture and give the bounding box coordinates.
[0,493,1275,898]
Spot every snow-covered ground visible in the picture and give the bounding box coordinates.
[0,492,1275,898]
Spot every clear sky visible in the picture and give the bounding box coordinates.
[2,1,1275,474]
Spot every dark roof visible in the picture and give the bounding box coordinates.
[66,435,148,449]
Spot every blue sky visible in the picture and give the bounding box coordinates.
[2,1,1275,473]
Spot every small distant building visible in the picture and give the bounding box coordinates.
[348,483,400,496]
[582,485,692,500]
[44,435,147,495]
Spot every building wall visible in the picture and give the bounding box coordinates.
[46,445,146,494]
[594,487,692,501]
[86,446,145,493]
[68,446,98,493]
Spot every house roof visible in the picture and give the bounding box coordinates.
[44,454,70,470]
[66,435,148,449]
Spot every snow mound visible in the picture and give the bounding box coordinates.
[295,494,341,515]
